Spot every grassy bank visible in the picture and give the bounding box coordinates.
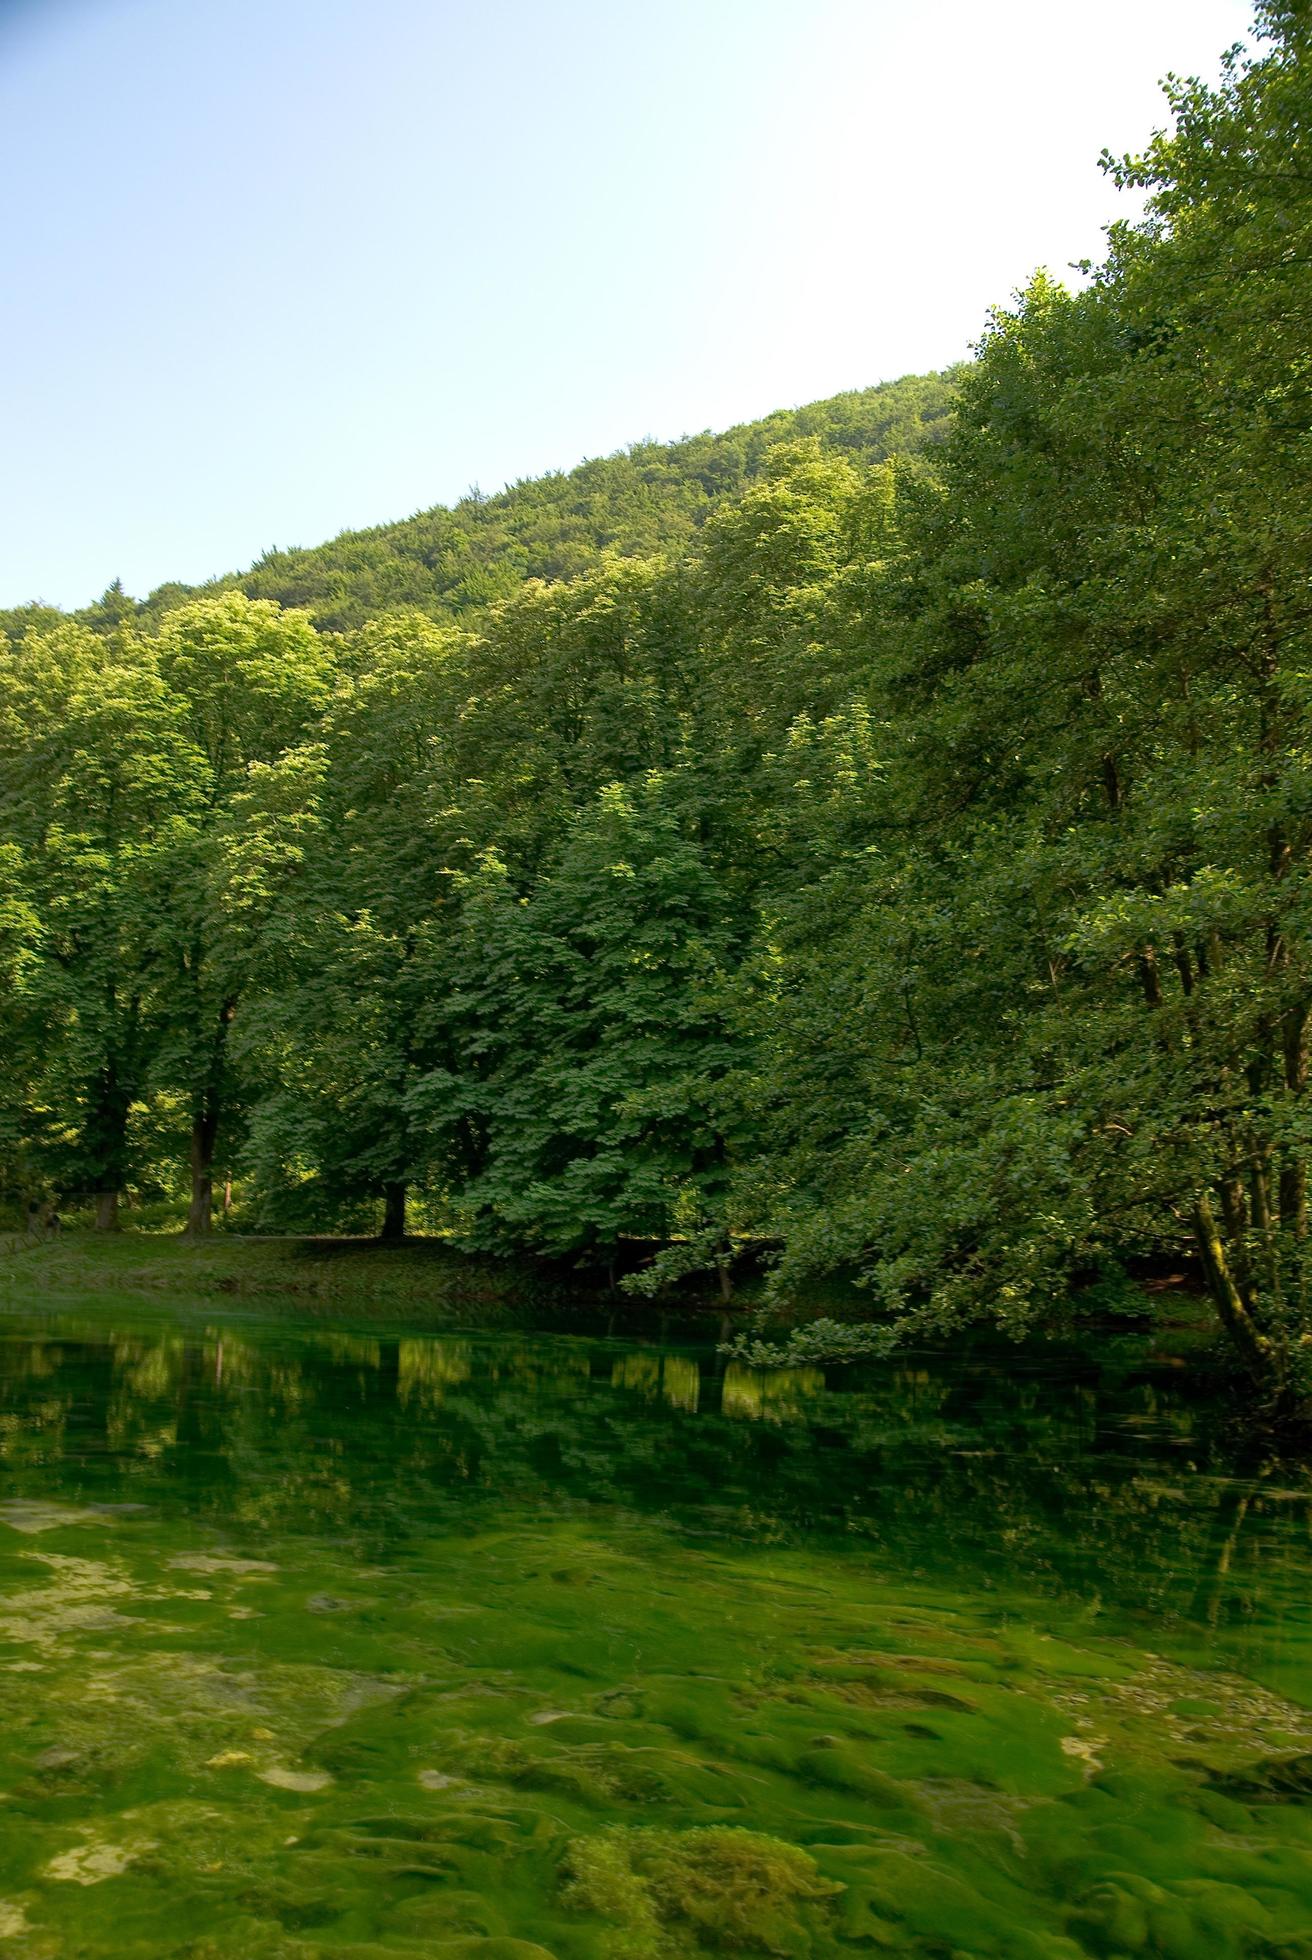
[0,1231,1213,1367]
[0,1231,761,1339]
[0,1232,548,1330]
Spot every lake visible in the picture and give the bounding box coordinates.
[0,1300,1309,1956]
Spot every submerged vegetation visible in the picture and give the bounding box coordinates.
[0,1308,1308,1955]
[5,7,1312,1410]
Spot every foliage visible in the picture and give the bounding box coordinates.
[4,7,1312,1406]
[721,1318,897,1368]
[723,4,1312,1402]
[408,777,743,1278]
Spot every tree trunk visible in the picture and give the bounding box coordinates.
[1137,946,1163,1010]
[1192,1192,1273,1378]
[1281,1004,1309,1238]
[380,1181,406,1243]
[88,1063,130,1231]
[186,1000,235,1238]
[187,1107,219,1236]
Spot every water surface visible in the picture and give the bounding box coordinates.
[0,1300,1309,1956]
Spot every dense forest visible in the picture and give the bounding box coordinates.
[0,376,954,643]
[4,4,1311,1403]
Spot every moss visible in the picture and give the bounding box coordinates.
[451,1735,667,1807]
[562,1833,664,1956]
[0,1306,1311,1957]
[562,1826,841,1955]
[428,1945,563,1959]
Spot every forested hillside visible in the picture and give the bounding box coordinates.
[0,373,953,639]
[4,3,1310,1406]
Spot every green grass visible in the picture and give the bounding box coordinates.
[0,1232,539,1329]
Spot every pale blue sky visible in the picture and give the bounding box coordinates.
[1,0,1255,610]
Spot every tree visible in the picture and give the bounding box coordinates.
[410,777,745,1286]
[735,7,1312,1401]
[0,623,209,1224]
[234,611,453,1235]
[153,591,333,1233]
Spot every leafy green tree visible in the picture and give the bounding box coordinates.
[736,6,1312,1402]
[0,623,209,1224]
[410,777,745,1285]
[153,591,334,1233]
[234,612,454,1234]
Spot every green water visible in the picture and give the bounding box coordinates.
[0,1303,1309,1958]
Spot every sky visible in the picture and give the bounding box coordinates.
[0,0,1258,612]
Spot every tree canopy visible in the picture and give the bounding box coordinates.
[4,5,1311,1405]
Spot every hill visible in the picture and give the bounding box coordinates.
[2,372,954,641]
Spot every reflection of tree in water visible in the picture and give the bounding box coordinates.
[0,1318,1307,1646]
[611,1351,700,1412]
[398,1339,472,1407]
[720,1362,824,1422]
